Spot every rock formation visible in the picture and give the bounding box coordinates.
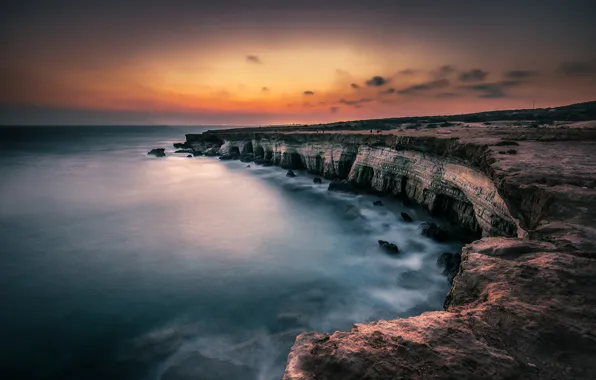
[147,148,166,157]
[184,121,596,379]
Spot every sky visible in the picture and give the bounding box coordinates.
[1,0,595,125]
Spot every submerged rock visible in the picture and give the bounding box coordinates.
[313,177,323,184]
[286,170,296,177]
[401,212,413,222]
[378,240,399,254]
[436,252,462,282]
[186,155,192,158]
[419,222,449,242]
[373,200,384,206]
[147,148,166,157]
[328,180,356,193]
[246,165,251,168]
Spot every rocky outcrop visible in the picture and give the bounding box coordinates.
[185,125,596,379]
[189,132,518,238]
[148,148,166,157]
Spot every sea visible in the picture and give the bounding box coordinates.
[0,126,461,380]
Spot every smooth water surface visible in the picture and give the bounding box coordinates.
[0,126,461,380]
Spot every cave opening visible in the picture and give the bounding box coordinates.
[230,146,240,155]
[254,146,265,158]
[354,165,375,187]
[265,150,273,160]
[432,193,482,240]
[283,152,305,169]
[242,141,253,154]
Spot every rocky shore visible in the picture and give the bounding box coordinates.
[183,115,596,379]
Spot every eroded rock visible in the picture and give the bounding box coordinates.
[148,148,166,157]
[378,240,399,254]
[419,222,449,242]
[401,212,413,222]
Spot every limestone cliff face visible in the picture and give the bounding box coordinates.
[207,133,517,238]
[185,127,596,380]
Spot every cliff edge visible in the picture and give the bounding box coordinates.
[186,122,596,379]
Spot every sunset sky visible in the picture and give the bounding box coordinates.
[1,0,595,125]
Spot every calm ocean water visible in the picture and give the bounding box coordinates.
[0,126,460,380]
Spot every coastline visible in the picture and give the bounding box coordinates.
[181,120,596,379]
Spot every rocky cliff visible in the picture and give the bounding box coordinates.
[185,125,596,379]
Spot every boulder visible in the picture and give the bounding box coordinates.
[373,200,384,206]
[419,222,449,242]
[147,148,166,157]
[436,252,462,282]
[313,177,323,184]
[246,165,251,168]
[328,180,356,193]
[401,212,413,222]
[286,170,296,177]
[378,240,399,254]
[186,155,193,158]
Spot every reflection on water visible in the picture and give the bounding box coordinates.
[0,127,462,380]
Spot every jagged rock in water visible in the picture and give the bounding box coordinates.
[313,177,323,184]
[203,147,218,156]
[286,170,296,177]
[401,212,413,222]
[173,142,191,149]
[378,240,399,254]
[373,200,384,206]
[327,180,356,193]
[147,148,166,157]
[419,222,449,242]
[436,252,461,282]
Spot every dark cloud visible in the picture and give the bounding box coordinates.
[505,70,538,79]
[460,80,525,98]
[339,98,373,106]
[330,106,339,113]
[365,76,389,87]
[303,90,315,95]
[350,83,360,89]
[459,69,488,82]
[246,55,261,64]
[435,92,460,98]
[261,86,269,92]
[435,65,456,78]
[556,61,596,76]
[397,79,450,95]
[398,69,419,75]
[380,88,396,95]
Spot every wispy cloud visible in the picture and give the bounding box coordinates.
[505,70,538,79]
[556,61,596,76]
[459,69,488,82]
[398,79,450,95]
[460,80,525,98]
[246,55,261,64]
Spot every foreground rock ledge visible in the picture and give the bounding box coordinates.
[186,123,596,379]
